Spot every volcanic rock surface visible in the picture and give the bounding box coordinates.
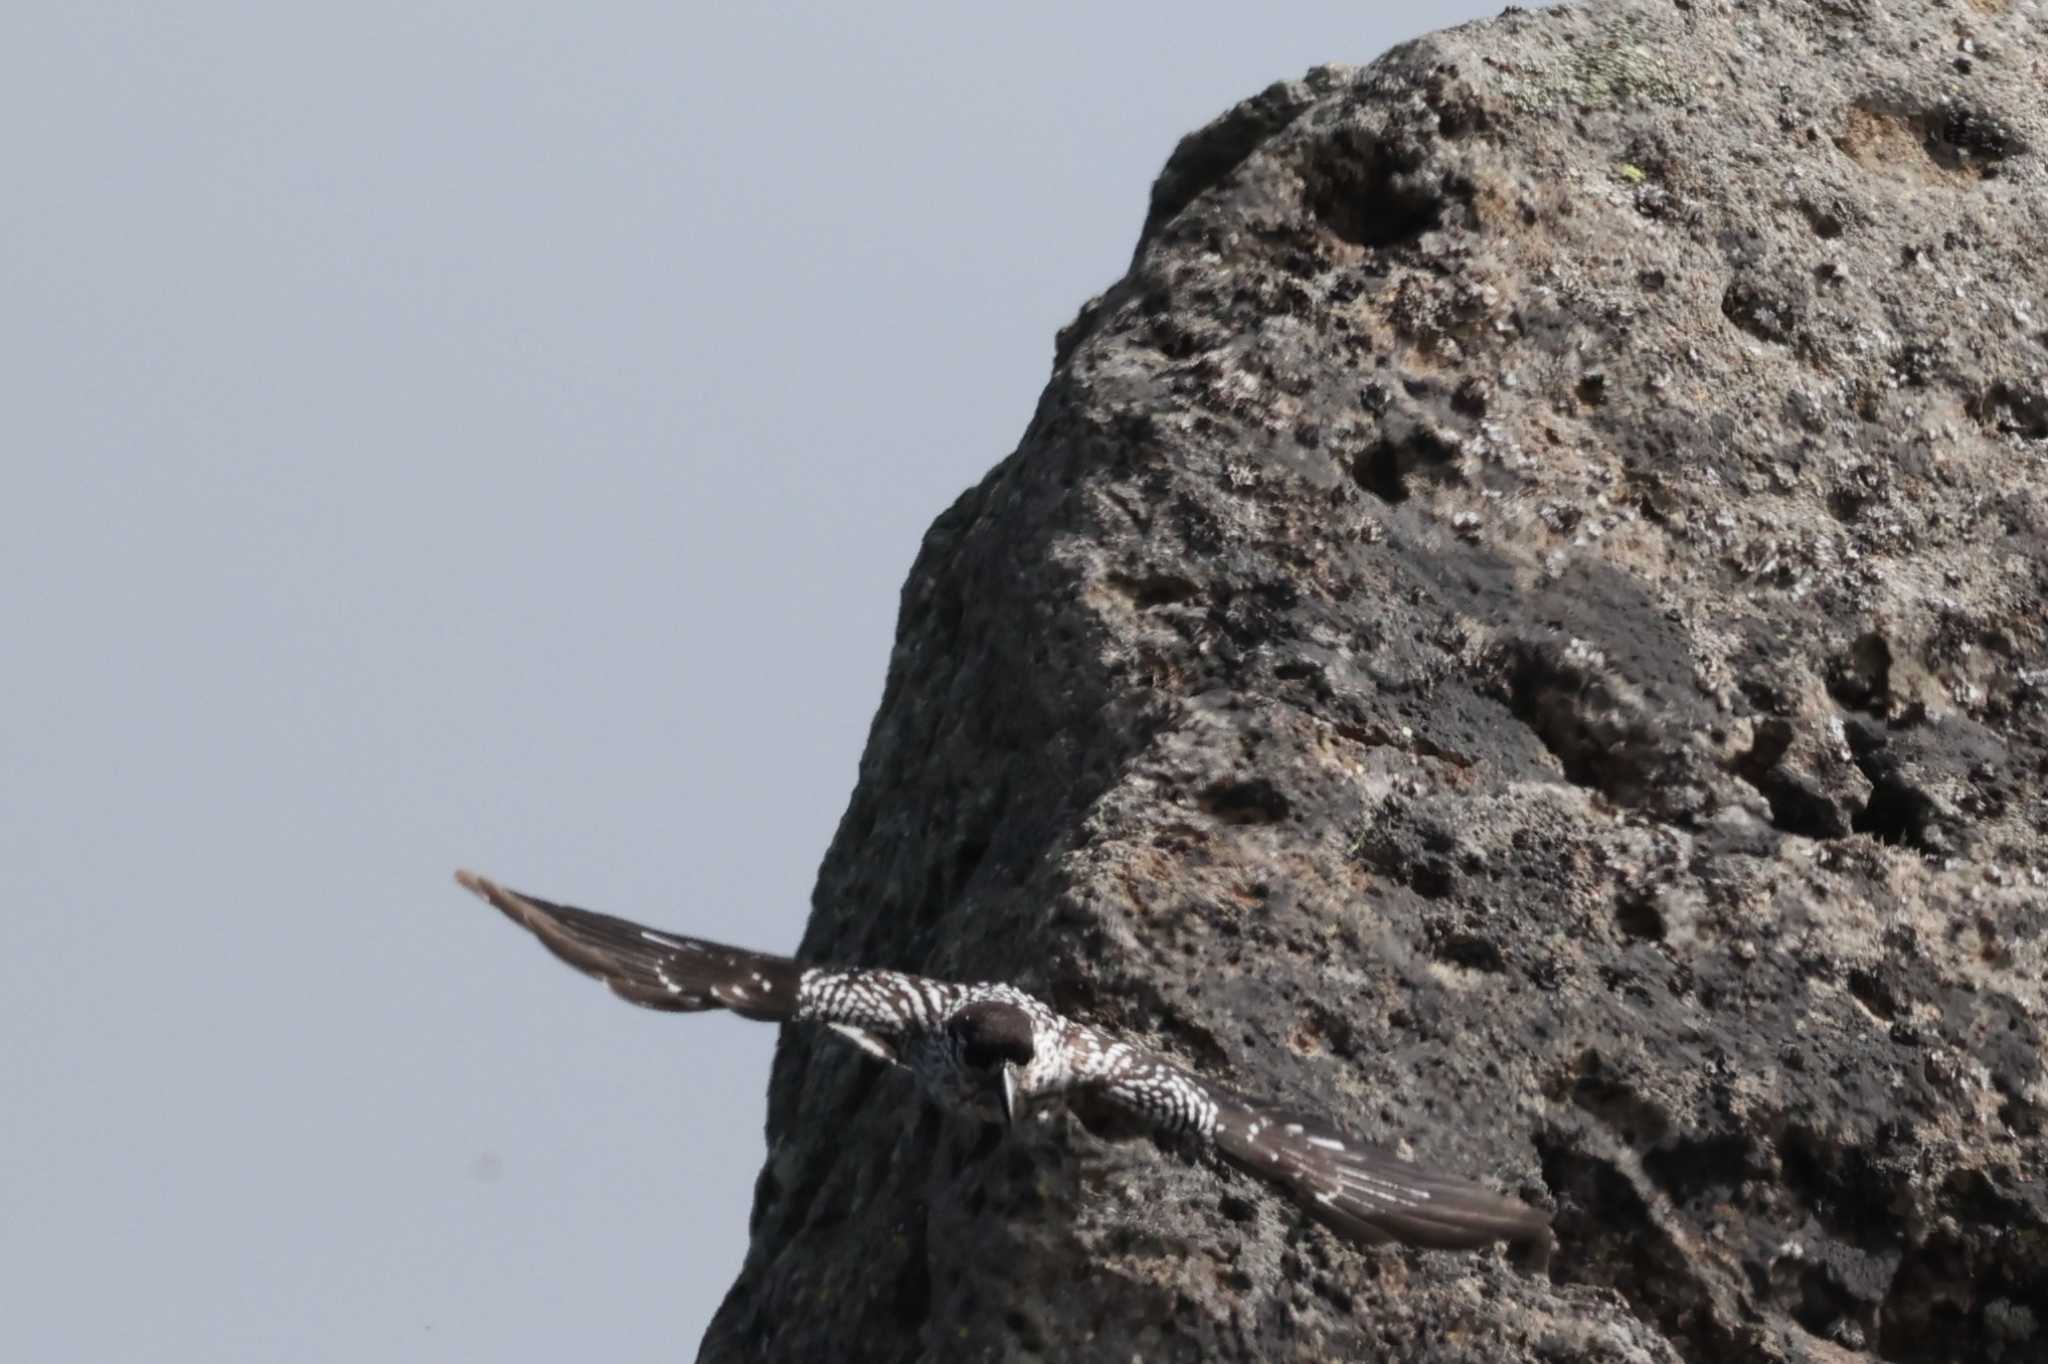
[702,1,2048,1359]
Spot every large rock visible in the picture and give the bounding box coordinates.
[702,1,2048,1359]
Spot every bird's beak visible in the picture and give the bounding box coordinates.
[1000,1064,1021,1126]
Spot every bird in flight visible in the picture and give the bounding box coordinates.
[456,870,1552,1266]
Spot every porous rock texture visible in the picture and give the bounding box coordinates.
[701,2,2048,1360]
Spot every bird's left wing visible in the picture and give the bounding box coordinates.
[455,871,961,1065]
[1069,1028,1551,1265]
[455,870,801,1021]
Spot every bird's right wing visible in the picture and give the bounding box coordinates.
[1206,1096,1553,1267]
[1069,1028,1550,1264]
[455,871,802,1021]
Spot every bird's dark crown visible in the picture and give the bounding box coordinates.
[948,1000,1035,1069]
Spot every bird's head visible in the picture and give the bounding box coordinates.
[947,999,1037,1124]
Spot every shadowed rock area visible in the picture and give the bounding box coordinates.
[701,2,2048,1359]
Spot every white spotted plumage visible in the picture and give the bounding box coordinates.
[457,870,1553,1266]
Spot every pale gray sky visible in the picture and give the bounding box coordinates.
[3,5,1504,1358]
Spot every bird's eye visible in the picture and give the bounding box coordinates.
[960,1034,1032,1069]
[954,1029,1029,1070]
[949,1004,1033,1069]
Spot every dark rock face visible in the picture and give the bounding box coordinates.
[701,3,2048,1360]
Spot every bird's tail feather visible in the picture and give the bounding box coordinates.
[1211,1096,1552,1267]
[454,871,802,1021]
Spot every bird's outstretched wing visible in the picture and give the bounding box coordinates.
[455,871,801,1021]
[1075,1036,1551,1264]
[1208,1097,1552,1267]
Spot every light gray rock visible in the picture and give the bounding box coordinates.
[702,2,2048,1359]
